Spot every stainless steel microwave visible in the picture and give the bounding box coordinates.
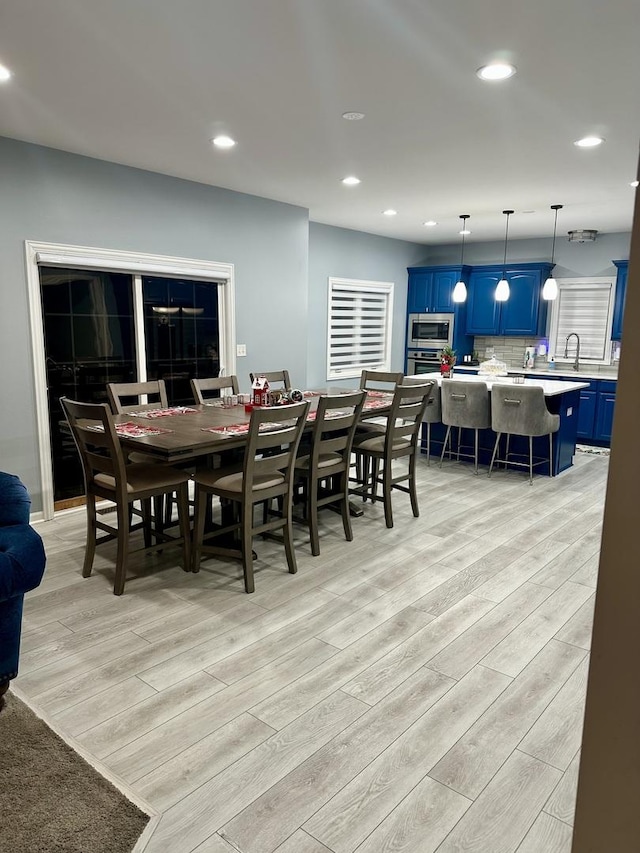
[407,313,454,349]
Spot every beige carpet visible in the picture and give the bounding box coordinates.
[0,690,150,853]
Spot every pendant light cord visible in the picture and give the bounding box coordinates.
[502,210,513,276]
[549,204,563,265]
[459,215,469,265]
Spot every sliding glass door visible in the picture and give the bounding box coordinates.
[40,267,219,504]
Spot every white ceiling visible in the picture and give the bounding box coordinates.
[1,0,639,245]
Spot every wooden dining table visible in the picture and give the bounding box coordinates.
[111,388,396,464]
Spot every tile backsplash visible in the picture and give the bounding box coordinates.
[472,336,619,376]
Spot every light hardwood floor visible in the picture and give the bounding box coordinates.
[17,451,607,853]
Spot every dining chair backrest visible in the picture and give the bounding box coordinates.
[107,380,169,414]
[309,391,366,465]
[490,384,560,437]
[191,375,240,404]
[249,370,291,390]
[60,398,129,499]
[359,370,404,392]
[385,382,435,450]
[242,401,310,499]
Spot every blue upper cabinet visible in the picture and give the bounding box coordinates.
[466,263,552,336]
[611,260,628,341]
[407,265,471,314]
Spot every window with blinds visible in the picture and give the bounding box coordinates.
[548,277,615,364]
[327,277,394,380]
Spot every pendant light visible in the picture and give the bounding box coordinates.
[542,204,563,300]
[452,215,470,303]
[495,209,514,302]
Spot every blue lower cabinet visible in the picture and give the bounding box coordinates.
[577,390,597,440]
[595,392,616,442]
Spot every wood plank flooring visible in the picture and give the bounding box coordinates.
[17,451,608,853]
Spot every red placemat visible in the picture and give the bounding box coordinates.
[365,390,393,398]
[88,422,173,438]
[202,421,289,437]
[363,398,391,411]
[128,406,198,418]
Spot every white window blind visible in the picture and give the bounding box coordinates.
[548,277,615,364]
[327,278,394,380]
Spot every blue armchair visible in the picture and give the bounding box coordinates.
[0,472,46,707]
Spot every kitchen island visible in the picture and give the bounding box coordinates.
[406,372,590,475]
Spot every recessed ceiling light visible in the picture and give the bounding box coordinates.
[423,220,438,227]
[476,62,516,81]
[521,210,536,214]
[630,180,639,188]
[459,229,471,236]
[0,64,12,82]
[383,209,397,216]
[574,136,604,148]
[211,135,236,149]
[342,176,361,186]
[342,111,365,121]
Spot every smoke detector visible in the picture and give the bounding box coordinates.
[567,229,598,242]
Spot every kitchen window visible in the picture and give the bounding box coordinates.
[547,277,615,365]
[327,277,394,380]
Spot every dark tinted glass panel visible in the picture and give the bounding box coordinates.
[40,266,136,502]
[143,276,219,404]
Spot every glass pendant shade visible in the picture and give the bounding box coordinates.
[542,276,558,300]
[453,214,470,303]
[495,209,514,302]
[452,280,467,303]
[495,278,510,301]
[543,204,563,301]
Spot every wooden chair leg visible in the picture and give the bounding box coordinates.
[409,451,420,517]
[339,472,353,542]
[192,485,208,573]
[283,494,298,576]
[309,475,320,557]
[83,495,97,578]
[176,483,192,571]
[113,501,131,596]
[382,456,394,528]
[241,504,255,593]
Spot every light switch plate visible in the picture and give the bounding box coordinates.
[236,343,247,357]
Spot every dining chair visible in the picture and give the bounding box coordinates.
[191,400,310,593]
[249,370,291,390]
[191,375,239,404]
[488,384,560,484]
[354,382,434,528]
[439,380,491,474]
[107,380,169,414]
[294,390,366,556]
[60,398,191,595]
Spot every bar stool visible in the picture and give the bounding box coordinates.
[439,381,491,474]
[422,384,442,466]
[488,384,560,484]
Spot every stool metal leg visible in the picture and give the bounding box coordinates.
[549,432,554,477]
[426,422,431,466]
[474,428,479,475]
[439,426,452,468]
[488,432,502,477]
[529,435,534,485]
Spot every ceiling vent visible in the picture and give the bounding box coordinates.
[567,229,598,242]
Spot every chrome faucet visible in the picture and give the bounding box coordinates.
[564,332,580,371]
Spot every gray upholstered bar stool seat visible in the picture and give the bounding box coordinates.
[488,384,560,484]
[439,381,491,474]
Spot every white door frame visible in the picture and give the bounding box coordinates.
[25,240,235,520]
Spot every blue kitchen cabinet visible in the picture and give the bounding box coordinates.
[577,388,597,440]
[594,381,617,442]
[407,265,471,313]
[611,260,628,341]
[465,263,552,336]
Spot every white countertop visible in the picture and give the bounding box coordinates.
[455,364,618,382]
[406,372,590,396]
